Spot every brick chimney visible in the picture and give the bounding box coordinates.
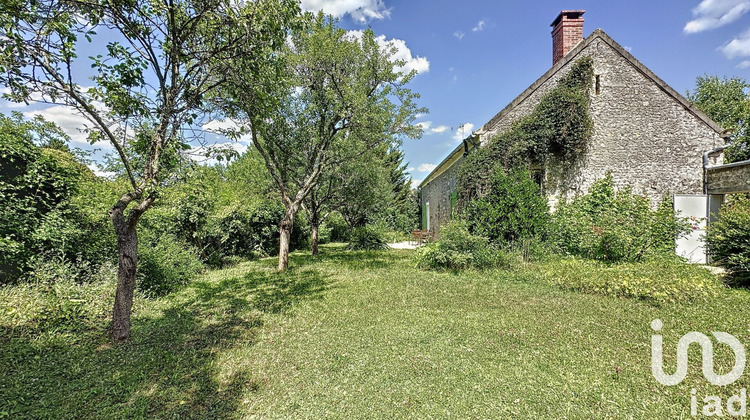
[551,10,585,65]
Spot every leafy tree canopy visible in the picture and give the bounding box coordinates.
[688,75,750,163]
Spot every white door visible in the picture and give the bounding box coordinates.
[674,194,708,264]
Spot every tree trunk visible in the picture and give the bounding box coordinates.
[311,221,319,256]
[111,221,138,342]
[278,212,294,272]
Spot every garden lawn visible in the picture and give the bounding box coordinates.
[1,245,749,419]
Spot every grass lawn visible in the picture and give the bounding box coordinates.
[2,245,749,418]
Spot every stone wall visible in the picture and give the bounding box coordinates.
[420,153,463,234]
[706,161,750,194]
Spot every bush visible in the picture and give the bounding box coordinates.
[348,225,389,251]
[322,211,350,243]
[153,197,311,266]
[137,234,203,296]
[0,116,90,282]
[549,174,690,263]
[538,256,723,303]
[706,195,750,284]
[416,220,510,270]
[464,166,550,244]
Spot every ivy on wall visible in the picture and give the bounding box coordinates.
[457,57,594,206]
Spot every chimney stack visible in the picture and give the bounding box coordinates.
[551,10,585,65]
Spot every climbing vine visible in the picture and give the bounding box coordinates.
[457,57,594,206]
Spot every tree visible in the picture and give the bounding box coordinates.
[222,14,423,271]
[0,0,299,341]
[303,147,390,255]
[372,147,420,232]
[688,76,750,163]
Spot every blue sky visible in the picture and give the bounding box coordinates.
[3,0,749,184]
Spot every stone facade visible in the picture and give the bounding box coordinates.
[420,29,725,234]
[706,161,750,195]
[421,152,463,232]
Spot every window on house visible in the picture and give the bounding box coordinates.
[531,168,545,195]
[595,75,601,95]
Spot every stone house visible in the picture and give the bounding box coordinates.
[419,10,730,255]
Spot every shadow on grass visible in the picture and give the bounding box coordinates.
[0,267,328,419]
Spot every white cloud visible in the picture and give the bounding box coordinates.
[415,121,432,130]
[452,122,475,141]
[416,163,437,173]
[737,60,750,67]
[410,178,422,189]
[346,30,429,75]
[300,0,391,23]
[0,88,45,108]
[472,20,486,32]
[87,164,116,178]
[23,105,103,146]
[453,31,465,40]
[406,166,415,172]
[202,118,253,144]
[415,121,450,135]
[202,119,241,132]
[684,0,750,33]
[720,27,750,58]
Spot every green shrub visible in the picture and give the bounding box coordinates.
[348,225,389,251]
[137,234,203,297]
[416,220,510,270]
[706,195,750,284]
[323,211,350,243]
[549,174,690,262]
[464,166,550,244]
[538,256,723,303]
[0,115,91,282]
[151,197,311,266]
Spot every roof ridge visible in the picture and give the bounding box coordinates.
[483,28,723,135]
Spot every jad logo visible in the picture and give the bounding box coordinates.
[651,319,747,417]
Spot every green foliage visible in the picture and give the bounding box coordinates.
[347,225,389,251]
[137,233,203,297]
[416,220,509,270]
[464,166,550,243]
[0,113,113,283]
[320,211,350,243]
[373,149,420,232]
[458,57,593,204]
[688,76,750,163]
[140,156,309,266]
[143,195,310,266]
[538,257,722,303]
[706,195,750,284]
[549,174,690,262]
